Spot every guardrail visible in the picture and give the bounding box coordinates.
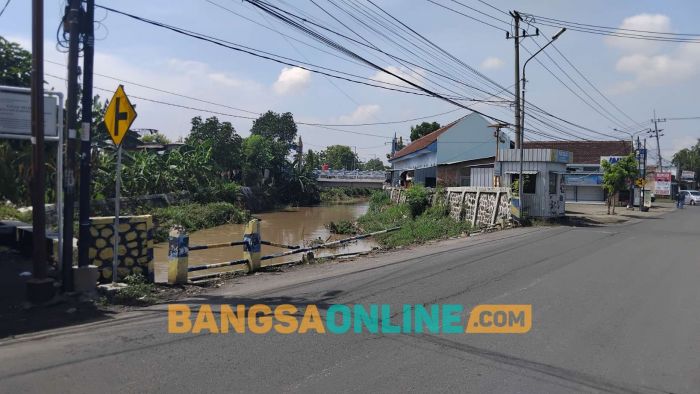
[315,170,386,180]
[165,219,399,284]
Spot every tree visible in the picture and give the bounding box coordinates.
[241,134,275,186]
[321,145,358,170]
[185,116,242,176]
[362,157,386,171]
[0,36,31,87]
[672,139,700,185]
[303,149,321,172]
[0,37,39,204]
[250,110,298,147]
[601,153,638,214]
[410,121,440,141]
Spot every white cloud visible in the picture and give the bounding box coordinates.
[338,104,381,123]
[607,14,700,93]
[370,66,425,88]
[606,14,672,54]
[273,67,311,95]
[481,56,504,70]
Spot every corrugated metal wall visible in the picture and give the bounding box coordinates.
[471,167,494,187]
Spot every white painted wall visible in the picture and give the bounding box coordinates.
[437,113,511,165]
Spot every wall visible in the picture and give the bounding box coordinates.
[384,186,512,228]
[436,113,511,165]
[89,215,154,283]
[437,158,494,187]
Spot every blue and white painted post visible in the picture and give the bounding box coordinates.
[168,225,189,284]
[243,219,261,273]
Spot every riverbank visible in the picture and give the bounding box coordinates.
[354,188,472,248]
[319,187,373,203]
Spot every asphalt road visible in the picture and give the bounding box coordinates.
[1,207,698,393]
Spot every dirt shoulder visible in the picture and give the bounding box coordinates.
[565,201,676,225]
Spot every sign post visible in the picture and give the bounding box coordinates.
[104,85,137,283]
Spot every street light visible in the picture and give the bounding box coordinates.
[517,27,566,217]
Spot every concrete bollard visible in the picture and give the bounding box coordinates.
[243,219,261,273]
[168,225,189,284]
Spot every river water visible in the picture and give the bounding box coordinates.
[153,201,374,278]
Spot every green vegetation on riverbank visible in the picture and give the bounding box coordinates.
[356,187,471,248]
[151,202,250,242]
[0,203,32,223]
[320,187,373,203]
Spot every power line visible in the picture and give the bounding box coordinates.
[412,0,620,140]
[521,12,700,43]
[0,0,10,17]
[94,3,478,100]
[243,0,518,126]
[43,69,465,134]
[426,0,508,32]
[522,12,700,37]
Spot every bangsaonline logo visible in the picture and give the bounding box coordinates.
[168,304,531,334]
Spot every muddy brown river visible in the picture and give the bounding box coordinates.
[154,201,374,279]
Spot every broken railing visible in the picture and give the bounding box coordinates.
[165,219,399,284]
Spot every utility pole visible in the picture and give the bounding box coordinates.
[78,0,94,269]
[61,0,82,292]
[507,11,522,149]
[26,0,55,302]
[650,110,665,172]
[506,12,540,149]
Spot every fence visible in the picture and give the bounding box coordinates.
[384,186,513,228]
[165,218,399,284]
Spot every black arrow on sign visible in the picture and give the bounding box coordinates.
[113,96,129,137]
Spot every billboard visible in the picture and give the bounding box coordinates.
[681,170,695,181]
[655,172,672,196]
[600,156,624,165]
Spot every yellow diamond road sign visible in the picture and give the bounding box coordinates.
[104,85,137,146]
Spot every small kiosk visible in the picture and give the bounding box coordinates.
[497,149,572,219]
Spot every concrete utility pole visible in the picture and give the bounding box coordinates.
[78,0,95,269]
[650,110,665,172]
[488,123,507,187]
[26,0,55,303]
[61,0,82,292]
[507,11,522,149]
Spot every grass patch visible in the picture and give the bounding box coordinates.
[0,203,32,222]
[357,189,470,248]
[151,202,250,242]
[111,273,157,305]
[320,187,373,203]
[327,219,357,235]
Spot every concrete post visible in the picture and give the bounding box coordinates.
[243,219,261,273]
[168,225,189,284]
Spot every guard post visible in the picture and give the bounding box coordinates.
[243,219,261,273]
[168,225,189,284]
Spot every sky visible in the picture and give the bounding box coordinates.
[2,0,699,165]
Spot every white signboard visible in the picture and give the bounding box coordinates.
[0,89,59,140]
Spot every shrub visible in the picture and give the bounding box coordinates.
[368,190,390,211]
[405,185,430,217]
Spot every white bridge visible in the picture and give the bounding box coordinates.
[315,170,387,189]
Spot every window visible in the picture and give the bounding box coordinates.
[549,172,557,194]
[511,174,537,194]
